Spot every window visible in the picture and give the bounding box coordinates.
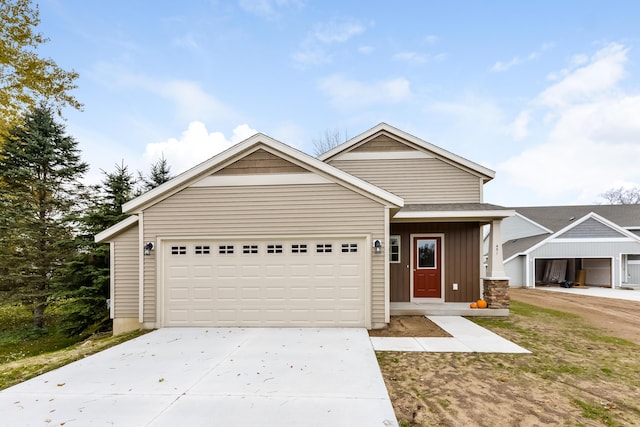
[194,245,211,255]
[316,243,332,253]
[171,245,187,255]
[291,244,307,253]
[341,243,358,253]
[389,235,400,263]
[219,245,234,254]
[417,239,437,268]
[243,244,258,254]
[267,244,283,254]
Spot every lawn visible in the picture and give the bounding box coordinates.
[377,300,640,426]
[0,303,146,390]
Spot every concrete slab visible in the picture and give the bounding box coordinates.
[535,286,640,302]
[0,328,398,427]
[369,316,530,354]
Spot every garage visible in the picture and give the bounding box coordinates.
[161,238,368,327]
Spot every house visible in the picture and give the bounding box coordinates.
[96,123,514,334]
[501,205,640,289]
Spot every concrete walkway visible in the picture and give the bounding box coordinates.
[370,316,530,353]
[535,285,640,302]
[1,328,398,427]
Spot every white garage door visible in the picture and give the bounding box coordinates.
[162,238,367,327]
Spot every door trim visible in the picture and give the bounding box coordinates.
[410,233,445,303]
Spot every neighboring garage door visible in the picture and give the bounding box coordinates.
[162,238,367,327]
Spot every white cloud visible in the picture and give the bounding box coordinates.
[238,0,303,20]
[312,19,365,43]
[91,63,237,123]
[319,74,411,109]
[511,110,530,140]
[358,45,374,54]
[424,35,439,45]
[497,43,640,204]
[144,122,258,174]
[491,43,554,72]
[393,51,428,65]
[536,43,628,108]
[293,18,368,67]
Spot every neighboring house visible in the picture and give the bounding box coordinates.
[96,123,513,334]
[501,205,640,289]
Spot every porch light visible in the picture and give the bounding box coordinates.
[374,239,382,254]
[144,242,155,256]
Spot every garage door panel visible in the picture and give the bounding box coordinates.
[163,238,366,327]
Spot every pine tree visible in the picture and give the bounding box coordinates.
[0,105,88,329]
[57,162,137,336]
[137,154,172,194]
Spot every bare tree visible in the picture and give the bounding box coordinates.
[312,128,350,156]
[600,187,640,204]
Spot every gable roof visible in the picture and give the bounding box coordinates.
[317,122,495,182]
[513,204,640,232]
[123,132,404,214]
[503,211,640,262]
[95,215,138,243]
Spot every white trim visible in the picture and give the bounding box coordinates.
[335,150,433,161]
[318,122,495,180]
[409,233,445,303]
[384,208,390,324]
[109,242,115,319]
[95,215,138,242]
[553,237,636,243]
[156,234,372,329]
[138,213,145,324]
[123,133,403,213]
[394,209,515,220]
[522,212,640,256]
[191,173,332,187]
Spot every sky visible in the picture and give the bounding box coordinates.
[35,0,640,207]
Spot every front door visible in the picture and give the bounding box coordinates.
[413,236,441,298]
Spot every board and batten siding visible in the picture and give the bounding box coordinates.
[389,222,481,302]
[112,224,139,318]
[504,256,525,287]
[328,158,482,204]
[142,183,387,326]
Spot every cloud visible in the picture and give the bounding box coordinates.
[491,43,554,72]
[358,45,374,54]
[144,122,258,174]
[91,62,237,123]
[536,43,628,108]
[496,42,640,204]
[238,0,303,20]
[511,111,530,140]
[293,18,368,67]
[393,51,429,65]
[424,35,439,45]
[319,74,411,109]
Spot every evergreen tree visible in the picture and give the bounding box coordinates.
[137,154,172,194]
[0,105,88,329]
[57,162,137,336]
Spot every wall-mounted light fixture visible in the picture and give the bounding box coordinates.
[144,242,155,256]
[374,239,382,254]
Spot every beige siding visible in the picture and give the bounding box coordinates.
[351,134,414,152]
[113,224,139,318]
[329,158,482,204]
[142,183,386,325]
[215,149,307,175]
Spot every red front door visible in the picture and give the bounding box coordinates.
[413,236,441,298]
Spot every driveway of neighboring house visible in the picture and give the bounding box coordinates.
[0,328,398,427]
[535,285,640,302]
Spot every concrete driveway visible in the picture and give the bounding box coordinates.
[1,328,398,426]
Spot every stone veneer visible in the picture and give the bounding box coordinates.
[482,279,510,309]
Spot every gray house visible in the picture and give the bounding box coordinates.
[501,205,640,289]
